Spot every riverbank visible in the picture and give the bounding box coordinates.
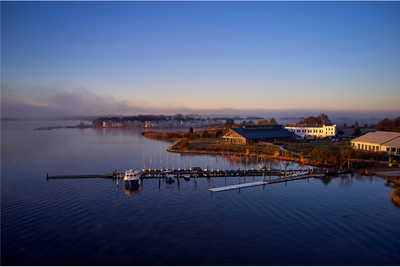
[167,138,400,171]
[392,188,400,205]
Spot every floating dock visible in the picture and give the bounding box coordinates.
[209,173,323,192]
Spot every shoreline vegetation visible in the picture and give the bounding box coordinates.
[142,125,400,180]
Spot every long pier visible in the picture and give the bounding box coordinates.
[46,174,114,179]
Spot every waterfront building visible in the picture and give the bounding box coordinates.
[351,131,400,155]
[222,125,296,145]
[284,122,337,138]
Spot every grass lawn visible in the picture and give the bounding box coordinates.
[286,142,348,155]
[187,138,266,154]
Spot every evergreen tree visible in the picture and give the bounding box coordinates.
[269,117,278,125]
[353,121,361,137]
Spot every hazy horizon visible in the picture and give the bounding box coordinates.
[2,2,399,122]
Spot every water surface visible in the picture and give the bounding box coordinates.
[2,121,400,265]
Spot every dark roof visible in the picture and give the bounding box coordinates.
[229,126,296,139]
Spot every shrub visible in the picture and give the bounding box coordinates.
[309,147,337,163]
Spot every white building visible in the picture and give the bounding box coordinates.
[284,123,337,138]
[351,131,400,155]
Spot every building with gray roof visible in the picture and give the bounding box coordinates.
[351,131,400,155]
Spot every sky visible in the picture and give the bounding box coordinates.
[1,1,400,120]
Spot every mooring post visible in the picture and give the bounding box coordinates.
[239,176,241,184]
[263,172,265,181]
[279,165,281,173]
[210,180,213,188]
[46,173,48,180]
[285,169,287,178]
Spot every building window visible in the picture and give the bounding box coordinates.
[358,144,360,149]
[369,145,371,151]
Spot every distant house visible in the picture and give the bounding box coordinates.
[222,125,296,145]
[284,122,337,138]
[351,131,400,155]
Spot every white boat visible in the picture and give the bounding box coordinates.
[166,173,175,179]
[124,169,140,186]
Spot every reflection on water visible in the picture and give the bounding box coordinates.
[123,184,140,196]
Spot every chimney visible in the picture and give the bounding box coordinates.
[323,120,325,126]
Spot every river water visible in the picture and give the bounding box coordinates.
[1,120,400,265]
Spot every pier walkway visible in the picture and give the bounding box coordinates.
[209,173,323,192]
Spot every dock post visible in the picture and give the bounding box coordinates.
[239,176,241,184]
[285,169,287,178]
[225,170,227,177]
[263,172,265,181]
[269,161,271,171]
[279,165,281,173]
[210,180,212,188]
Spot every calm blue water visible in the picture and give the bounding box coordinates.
[2,121,400,265]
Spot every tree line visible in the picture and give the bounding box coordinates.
[376,117,400,132]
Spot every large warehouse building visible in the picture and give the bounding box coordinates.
[351,131,400,155]
[222,125,296,145]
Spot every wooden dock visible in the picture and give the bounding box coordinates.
[46,174,114,179]
[209,173,323,192]
[139,166,315,178]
